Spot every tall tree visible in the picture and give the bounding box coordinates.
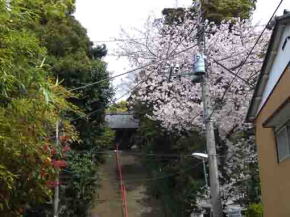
[0,0,114,216]
[203,0,256,23]
[118,11,269,209]
[162,0,256,24]
[31,2,114,216]
[37,1,113,151]
[0,1,78,216]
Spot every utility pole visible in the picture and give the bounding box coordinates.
[53,120,60,217]
[195,0,223,216]
[201,74,223,217]
[202,158,208,188]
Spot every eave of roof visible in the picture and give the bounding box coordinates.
[246,12,290,123]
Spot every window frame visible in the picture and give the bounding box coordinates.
[275,123,290,163]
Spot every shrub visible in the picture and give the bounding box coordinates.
[246,203,263,217]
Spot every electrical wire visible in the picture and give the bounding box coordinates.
[210,57,253,87]
[69,61,156,92]
[61,44,200,127]
[75,150,194,158]
[207,0,284,120]
[69,42,198,92]
[237,0,284,76]
[61,159,204,183]
[67,149,229,159]
[68,90,135,123]
[68,66,157,122]
[111,62,161,103]
[68,4,280,120]
[124,161,204,183]
[60,161,205,205]
[111,80,143,103]
[66,60,162,123]
[68,107,103,122]
[93,37,161,43]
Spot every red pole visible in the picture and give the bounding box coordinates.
[123,185,129,217]
[115,144,129,217]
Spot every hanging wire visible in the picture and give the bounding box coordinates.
[68,41,198,92]
[207,0,284,120]
[61,159,204,183]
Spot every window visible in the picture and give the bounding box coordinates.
[263,98,290,162]
[275,124,290,162]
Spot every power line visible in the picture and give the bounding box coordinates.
[91,150,194,158]
[237,0,284,75]
[61,160,204,183]
[69,61,156,91]
[111,81,141,103]
[69,23,201,93]
[69,84,140,123]
[69,43,198,92]
[70,149,229,159]
[124,162,203,183]
[68,67,158,122]
[111,63,161,103]
[69,149,193,158]
[93,37,161,44]
[69,107,104,122]
[210,57,253,87]
[207,0,284,120]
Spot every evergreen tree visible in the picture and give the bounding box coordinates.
[203,0,256,23]
[32,2,114,216]
[0,0,114,216]
[162,0,256,24]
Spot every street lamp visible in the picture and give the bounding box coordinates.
[192,152,208,187]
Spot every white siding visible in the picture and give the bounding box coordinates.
[258,25,290,112]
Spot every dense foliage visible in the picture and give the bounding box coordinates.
[1,0,114,216]
[0,0,78,216]
[32,1,114,216]
[246,203,263,217]
[202,0,256,23]
[162,0,256,24]
[38,5,114,217]
[131,104,207,216]
[106,100,128,113]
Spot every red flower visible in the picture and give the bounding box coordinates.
[62,145,71,153]
[40,168,47,178]
[50,147,57,155]
[51,160,68,168]
[59,135,70,143]
[43,144,50,153]
[46,181,61,188]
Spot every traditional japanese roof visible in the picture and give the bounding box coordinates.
[105,112,139,129]
[246,11,290,122]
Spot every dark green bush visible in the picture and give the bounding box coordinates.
[246,203,263,217]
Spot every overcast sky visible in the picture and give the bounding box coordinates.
[74,0,290,100]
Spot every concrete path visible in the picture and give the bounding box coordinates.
[89,152,163,217]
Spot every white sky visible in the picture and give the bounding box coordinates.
[74,0,290,100]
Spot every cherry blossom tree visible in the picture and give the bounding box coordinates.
[117,11,270,206]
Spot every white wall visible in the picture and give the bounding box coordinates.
[259,24,290,111]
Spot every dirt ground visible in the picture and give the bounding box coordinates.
[89,152,163,217]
